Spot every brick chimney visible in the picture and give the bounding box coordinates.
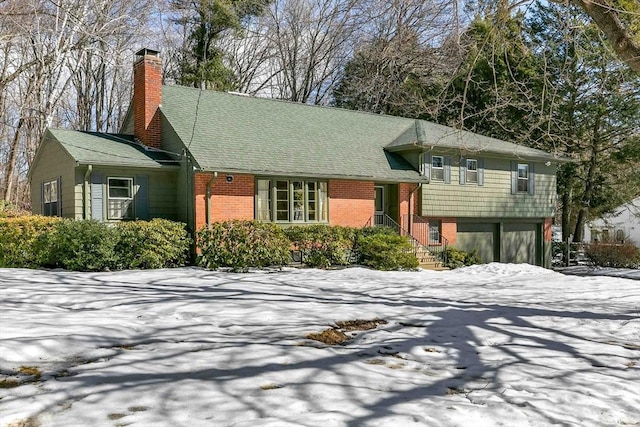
[133,48,162,149]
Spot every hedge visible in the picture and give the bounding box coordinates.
[197,220,290,272]
[0,217,190,271]
[0,216,61,268]
[356,232,419,270]
[284,225,356,268]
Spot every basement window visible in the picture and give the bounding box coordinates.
[107,177,133,220]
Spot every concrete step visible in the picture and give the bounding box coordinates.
[419,262,449,271]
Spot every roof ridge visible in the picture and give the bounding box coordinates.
[161,84,414,123]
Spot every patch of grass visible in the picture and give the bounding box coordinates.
[259,383,284,390]
[54,369,72,378]
[335,318,387,331]
[307,318,388,345]
[386,363,405,369]
[113,345,135,350]
[127,406,148,412]
[18,366,42,379]
[107,413,126,420]
[0,378,21,388]
[446,387,466,395]
[6,418,40,427]
[306,328,350,345]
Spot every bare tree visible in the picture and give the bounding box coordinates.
[566,0,640,72]
[0,0,155,206]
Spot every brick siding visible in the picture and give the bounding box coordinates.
[329,180,375,227]
[194,173,255,230]
[441,217,457,245]
[544,217,553,242]
[399,182,420,231]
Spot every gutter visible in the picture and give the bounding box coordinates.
[205,172,218,226]
[84,165,92,219]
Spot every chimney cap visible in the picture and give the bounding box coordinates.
[135,48,160,57]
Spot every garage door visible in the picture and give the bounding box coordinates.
[456,223,497,263]
[502,223,537,264]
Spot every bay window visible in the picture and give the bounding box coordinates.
[257,178,327,222]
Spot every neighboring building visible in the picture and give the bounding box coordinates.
[29,49,569,267]
[584,197,640,246]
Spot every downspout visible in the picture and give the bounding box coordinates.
[205,172,218,227]
[408,182,422,235]
[84,165,92,219]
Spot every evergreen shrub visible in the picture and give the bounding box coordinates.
[48,220,119,271]
[197,220,290,272]
[444,247,481,269]
[115,219,191,269]
[356,233,418,271]
[284,225,356,268]
[0,216,61,268]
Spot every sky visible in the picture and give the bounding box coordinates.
[1,264,638,426]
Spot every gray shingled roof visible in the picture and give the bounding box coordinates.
[160,86,424,182]
[48,129,176,168]
[160,86,568,182]
[387,120,569,162]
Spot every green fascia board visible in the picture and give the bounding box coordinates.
[386,119,572,163]
[48,129,178,169]
[159,85,426,182]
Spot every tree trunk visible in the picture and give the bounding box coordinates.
[570,0,640,73]
[3,117,25,203]
[573,114,602,242]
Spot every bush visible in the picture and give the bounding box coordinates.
[284,225,356,268]
[197,220,290,272]
[585,243,640,268]
[0,216,61,268]
[444,247,481,269]
[115,219,191,269]
[356,233,418,271]
[0,201,30,218]
[48,220,119,271]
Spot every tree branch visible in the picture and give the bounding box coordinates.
[570,0,640,72]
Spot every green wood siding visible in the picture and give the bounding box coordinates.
[161,115,192,226]
[421,156,556,218]
[29,138,78,218]
[88,166,179,222]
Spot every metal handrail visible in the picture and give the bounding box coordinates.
[406,214,449,266]
[366,213,450,266]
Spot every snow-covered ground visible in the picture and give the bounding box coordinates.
[0,264,638,427]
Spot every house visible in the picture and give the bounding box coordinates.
[29,49,569,267]
[584,197,640,245]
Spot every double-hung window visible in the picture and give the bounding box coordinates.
[107,177,134,220]
[431,156,444,181]
[511,161,534,195]
[429,220,442,244]
[517,164,529,193]
[42,178,60,216]
[466,159,478,183]
[257,178,327,223]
